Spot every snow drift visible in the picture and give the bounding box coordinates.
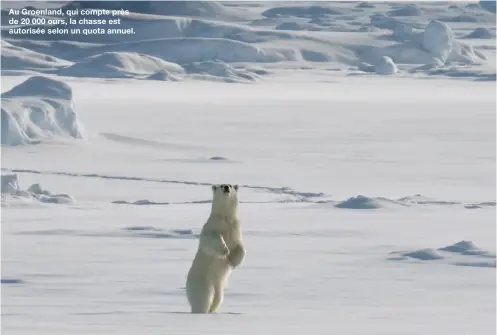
[421,20,454,64]
[1,174,74,204]
[58,52,184,79]
[464,28,495,39]
[1,40,71,72]
[261,5,343,18]
[387,4,423,17]
[389,241,496,267]
[335,195,383,209]
[90,38,286,64]
[479,0,496,13]
[183,60,264,83]
[1,76,84,146]
[438,241,495,258]
[61,1,247,20]
[374,56,398,75]
[365,20,487,67]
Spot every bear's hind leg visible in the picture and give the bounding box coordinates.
[208,285,224,313]
[187,282,214,314]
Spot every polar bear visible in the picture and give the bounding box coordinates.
[186,184,246,314]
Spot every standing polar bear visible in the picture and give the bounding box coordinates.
[186,184,246,314]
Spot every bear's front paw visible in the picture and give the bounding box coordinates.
[221,246,230,258]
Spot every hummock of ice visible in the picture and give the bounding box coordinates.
[0,2,493,82]
[261,5,343,18]
[388,4,423,17]
[421,20,454,64]
[1,76,84,146]
[335,195,383,209]
[61,1,245,20]
[464,28,495,39]
[402,249,444,260]
[374,56,398,75]
[389,241,496,267]
[438,241,495,257]
[1,174,74,204]
[366,19,485,68]
[58,52,185,79]
[183,60,263,83]
[1,41,71,72]
[479,0,496,13]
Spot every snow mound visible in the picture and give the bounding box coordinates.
[1,174,20,194]
[335,195,383,209]
[369,14,420,41]
[145,70,182,82]
[464,28,495,39]
[374,56,398,75]
[467,201,497,208]
[1,174,74,204]
[58,52,184,79]
[421,20,454,64]
[389,240,495,267]
[1,40,71,72]
[388,4,423,17]
[453,261,496,268]
[275,22,304,31]
[397,194,460,205]
[262,5,343,18]
[3,75,72,100]
[440,15,479,23]
[62,1,243,19]
[366,19,485,67]
[479,0,496,13]
[402,249,444,260]
[356,2,375,9]
[1,76,84,146]
[96,38,285,64]
[300,49,334,62]
[183,60,262,83]
[438,241,495,257]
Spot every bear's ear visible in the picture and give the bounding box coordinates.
[233,184,239,191]
[212,185,217,192]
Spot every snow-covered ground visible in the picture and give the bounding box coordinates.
[1,1,495,335]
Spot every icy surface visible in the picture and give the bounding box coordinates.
[1,1,495,81]
[422,20,455,64]
[1,1,495,335]
[1,173,74,204]
[374,56,398,75]
[1,76,84,145]
[58,52,185,79]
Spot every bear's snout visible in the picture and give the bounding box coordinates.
[223,185,230,193]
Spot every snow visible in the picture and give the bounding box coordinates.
[1,40,71,72]
[334,195,383,209]
[1,1,495,334]
[1,76,84,145]
[422,20,455,64]
[479,0,497,13]
[465,27,495,39]
[374,56,398,75]
[58,52,185,79]
[389,241,496,266]
[183,60,263,83]
[387,4,424,17]
[1,173,75,205]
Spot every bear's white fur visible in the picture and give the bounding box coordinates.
[186,184,246,314]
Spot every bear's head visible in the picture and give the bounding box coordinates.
[211,184,239,217]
